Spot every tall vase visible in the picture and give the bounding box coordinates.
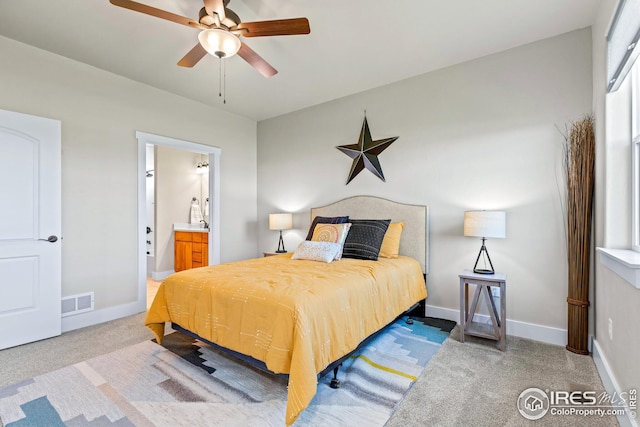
[564,116,595,355]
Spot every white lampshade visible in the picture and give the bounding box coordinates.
[464,211,506,239]
[198,29,241,58]
[269,213,293,231]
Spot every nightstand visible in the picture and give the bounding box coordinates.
[263,251,286,257]
[459,270,507,351]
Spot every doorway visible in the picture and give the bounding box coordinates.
[136,132,221,308]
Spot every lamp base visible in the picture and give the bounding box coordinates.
[276,230,286,253]
[472,238,496,275]
[473,268,495,275]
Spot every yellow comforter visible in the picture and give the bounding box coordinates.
[145,254,426,425]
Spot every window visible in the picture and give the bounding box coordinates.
[599,1,640,286]
[607,0,640,92]
[606,0,640,251]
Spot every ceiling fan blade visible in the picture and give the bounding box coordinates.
[236,18,310,37]
[237,43,277,78]
[177,43,208,68]
[109,0,197,28]
[203,0,226,21]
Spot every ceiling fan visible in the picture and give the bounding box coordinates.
[109,0,310,78]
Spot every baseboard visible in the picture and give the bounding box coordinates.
[59,300,578,348]
[151,270,173,281]
[61,299,146,333]
[592,339,639,427]
[425,304,570,347]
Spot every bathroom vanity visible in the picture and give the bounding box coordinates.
[174,224,209,272]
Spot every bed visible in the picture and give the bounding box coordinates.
[145,195,429,425]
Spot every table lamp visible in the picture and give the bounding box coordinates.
[269,213,293,253]
[464,210,506,274]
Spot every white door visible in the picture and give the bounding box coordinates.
[0,109,61,349]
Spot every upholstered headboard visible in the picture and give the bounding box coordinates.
[311,196,429,274]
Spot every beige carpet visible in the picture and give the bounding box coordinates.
[0,314,618,426]
[386,326,619,426]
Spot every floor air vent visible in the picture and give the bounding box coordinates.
[61,292,95,317]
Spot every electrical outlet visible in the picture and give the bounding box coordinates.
[608,318,613,341]
[491,287,500,298]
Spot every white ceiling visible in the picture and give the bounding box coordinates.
[0,0,601,121]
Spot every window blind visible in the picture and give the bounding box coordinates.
[607,0,640,92]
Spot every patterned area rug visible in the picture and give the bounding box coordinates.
[0,316,454,427]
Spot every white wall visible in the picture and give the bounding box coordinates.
[0,36,258,322]
[257,29,593,340]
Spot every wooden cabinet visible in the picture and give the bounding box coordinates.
[175,231,209,272]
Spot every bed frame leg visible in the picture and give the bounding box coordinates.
[330,365,341,389]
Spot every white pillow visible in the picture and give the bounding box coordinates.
[311,222,351,260]
[292,241,342,263]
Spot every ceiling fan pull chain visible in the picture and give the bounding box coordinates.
[223,58,227,104]
[218,58,222,99]
[216,58,227,104]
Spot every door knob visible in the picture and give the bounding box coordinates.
[39,235,58,243]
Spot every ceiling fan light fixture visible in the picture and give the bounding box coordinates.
[198,29,241,58]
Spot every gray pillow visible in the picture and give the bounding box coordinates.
[342,219,391,261]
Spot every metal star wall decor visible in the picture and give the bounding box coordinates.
[336,116,398,184]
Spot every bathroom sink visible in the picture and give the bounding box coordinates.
[174,223,209,232]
